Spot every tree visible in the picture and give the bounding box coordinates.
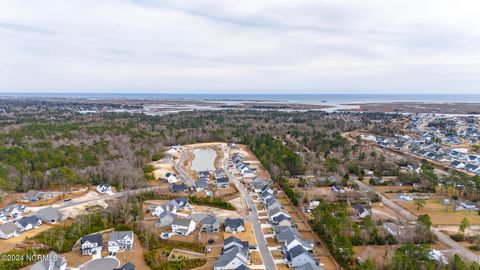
[459,218,470,235]
[413,198,426,210]
[417,214,432,229]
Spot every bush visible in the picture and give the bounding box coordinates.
[451,233,465,242]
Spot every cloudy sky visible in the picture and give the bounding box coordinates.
[1,0,480,94]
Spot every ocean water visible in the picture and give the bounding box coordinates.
[1,93,480,104]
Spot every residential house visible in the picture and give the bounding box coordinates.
[154,211,176,228]
[456,201,477,211]
[151,202,177,217]
[224,218,245,233]
[172,197,189,209]
[279,229,314,252]
[215,168,226,179]
[285,246,319,268]
[96,183,112,194]
[80,233,103,255]
[166,145,180,154]
[171,217,196,235]
[201,215,220,233]
[353,205,371,219]
[165,173,179,183]
[268,207,291,222]
[108,231,134,253]
[0,222,20,239]
[198,171,210,179]
[29,251,67,270]
[465,164,480,173]
[264,197,282,211]
[195,178,209,192]
[451,160,466,169]
[272,215,293,227]
[1,204,26,218]
[331,184,344,193]
[35,207,62,223]
[216,177,230,188]
[23,190,53,202]
[15,215,42,232]
[171,183,189,193]
[214,236,250,270]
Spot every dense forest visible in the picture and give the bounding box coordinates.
[0,101,393,192]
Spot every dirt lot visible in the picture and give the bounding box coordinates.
[250,250,263,265]
[223,221,256,245]
[304,187,335,201]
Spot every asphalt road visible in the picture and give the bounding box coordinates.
[175,148,195,186]
[221,146,277,270]
[353,178,480,263]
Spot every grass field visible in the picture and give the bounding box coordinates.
[396,199,480,225]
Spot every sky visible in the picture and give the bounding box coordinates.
[1,0,480,94]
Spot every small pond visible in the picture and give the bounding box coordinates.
[191,148,217,172]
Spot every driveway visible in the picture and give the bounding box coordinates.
[80,257,120,270]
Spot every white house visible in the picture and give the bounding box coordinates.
[80,233,103,255]
[165,173,178,183]
[108,231,134,253]
[171,217,196,235]
[96,184,113,194]
[167,145,181,154]
[151,202,177,217]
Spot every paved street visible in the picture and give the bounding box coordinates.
[221,147,277,270]
[175,148,195,186]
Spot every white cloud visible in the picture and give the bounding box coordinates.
[0,0,480,93]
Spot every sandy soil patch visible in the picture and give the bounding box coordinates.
[272,250,284,259]
[250,251,263,265]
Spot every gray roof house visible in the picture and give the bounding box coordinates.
[214,237,250,270]
[265,197,282,210]
[171,183,189,193]
[224,218,245,233]
[15,215,42,231]
[201,215,220,233]
[80,233,103,255]
[173,197,189,209]
[214,248,249,270]
[215,168,226,179]
[155,211,176,228]
[108,231,134,252]
[23,190,53,202]
[35,207,63,223]
[0,222,20,239]
[286,246,319,268]
[224,236,249,251]
[216,177,230,188]
[1,204,26,217]
[195,178,209,192]
[29,251,67,270]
